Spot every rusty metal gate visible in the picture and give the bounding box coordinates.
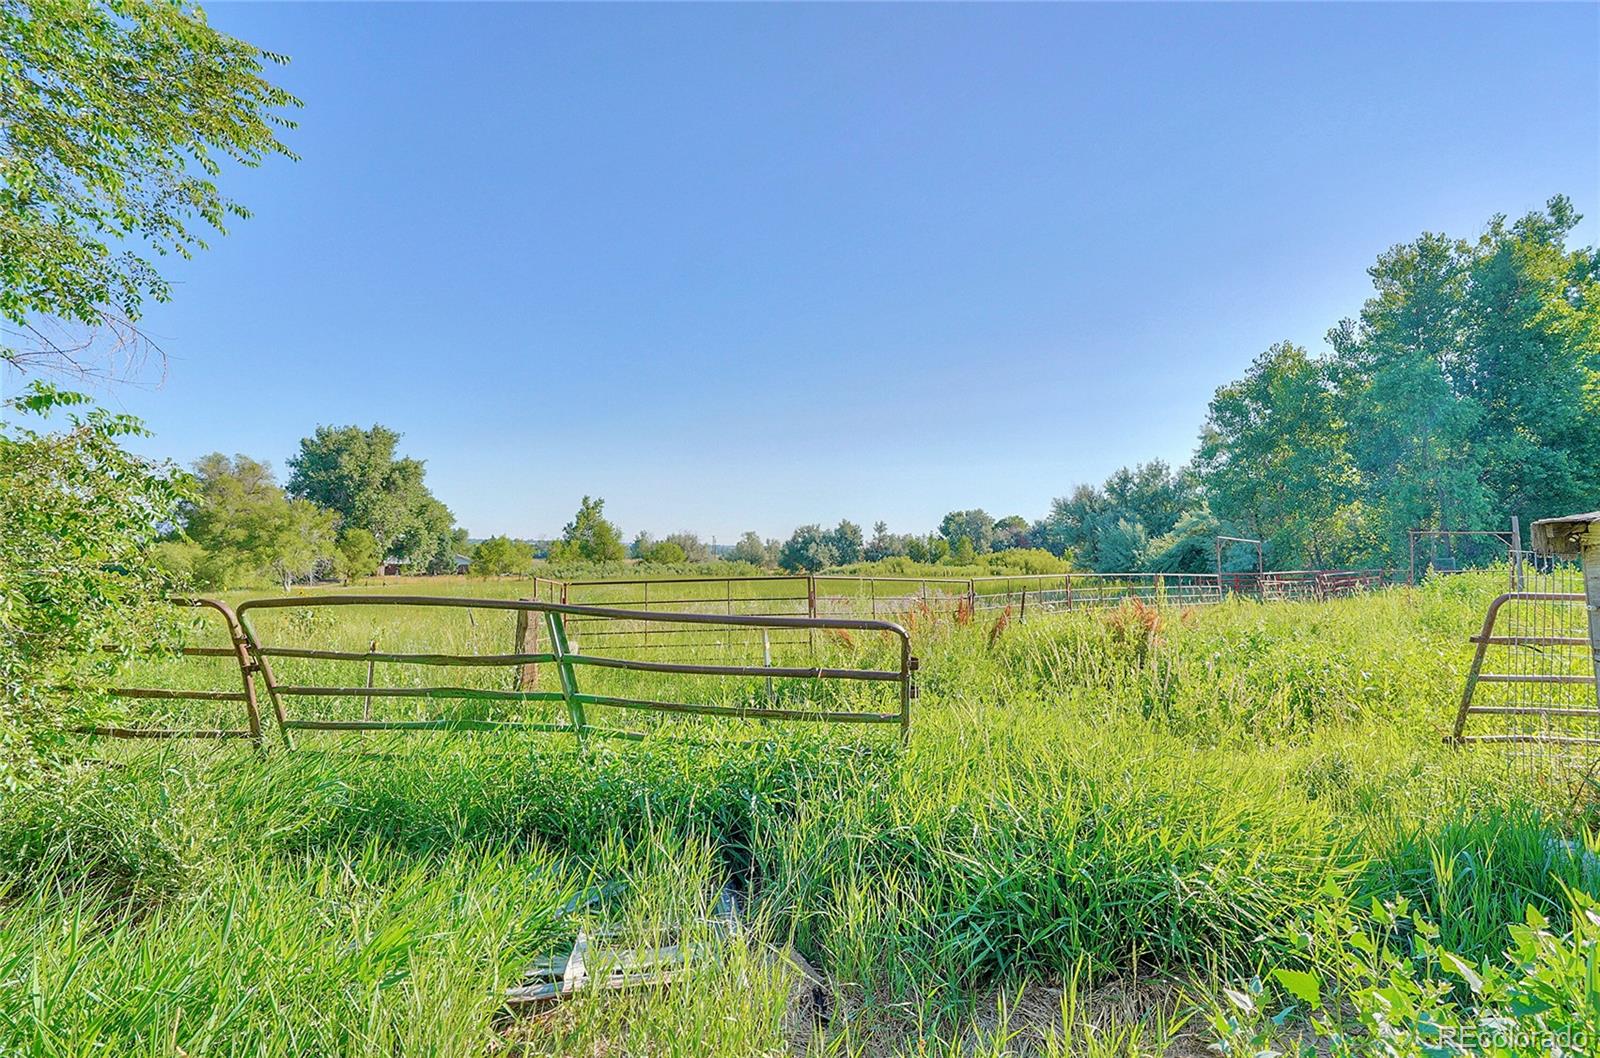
[70,598,265,744]
[225,595,915,747]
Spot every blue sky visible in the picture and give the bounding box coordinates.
[79,3,1600,541]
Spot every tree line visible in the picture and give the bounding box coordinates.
[156,425,467,588]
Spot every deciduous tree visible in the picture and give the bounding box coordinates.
[1,0,297,374]
[286,425,458,570]
[778,525,836,572]
[553,496,626,563]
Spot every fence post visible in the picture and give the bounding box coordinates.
[363,638,378,722]
[807,575,817,618]
[514,605,539,690]
[1510,515,1523,592]
[544,611,587,740]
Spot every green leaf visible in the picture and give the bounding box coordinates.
[1271,969,1322,1011]
[1437,950,1483,995]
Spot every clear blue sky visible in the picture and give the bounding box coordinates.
[95,2,1600,542]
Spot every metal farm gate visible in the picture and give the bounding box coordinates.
[70,595,918,748]
[70,598,266,744]
[1451,513,1600,764]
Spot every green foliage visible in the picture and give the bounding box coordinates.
[778,524,836,572]
[829,519,864,565]
[468,534,532,576]
[906,534,951,565]
[1094,517,1148,573]
[1198,197,1599,569]
[949,535,976,565]
[286,424,458,570]
[1212,885,1600,1057]
[0,383,189,783]
[992,514,1031,550]
[1145,505,1221,573]
[663,531,709,562]
[939,509,996,554]
[180,453,337,588]
[1197,342,1367,567]
[333,526,380,583]
[727,530,778,567]
[634,538,687,564]
[1033,461,1195,569]
[0,0,298,370]
[865,520,912,561]
[550,495,626,564]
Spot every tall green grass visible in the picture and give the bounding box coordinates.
[6,574,1596,1054]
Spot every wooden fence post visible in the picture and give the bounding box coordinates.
[514,606,539,690]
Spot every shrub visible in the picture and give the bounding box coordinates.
[0,385,189,784]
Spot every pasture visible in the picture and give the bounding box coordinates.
[4,571,1597,1056]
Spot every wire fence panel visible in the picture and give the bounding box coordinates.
[1450,553,1595,766]
[967,573,1225,615]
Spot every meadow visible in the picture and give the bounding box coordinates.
[3,571,1597,1056]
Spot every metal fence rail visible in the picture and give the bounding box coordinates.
[233,594,917,747]
[70,598,264,744]
[555,568,1401,624]
[967,572,1224,614]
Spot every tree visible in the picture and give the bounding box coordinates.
[334,527,380,583]
[1096,517,1150,573]
[1329,231,1487,564]
[638,540,686,564]
[1032,485,1108,563]
[949,536,976,565]
[1195,342,1365,568]
[1455,197,1600,527]
[1,0,298,374]
[828,520,864,564]
[992,515,1031,551]
[939,509,996,554]
[182,453,337,588]
[727,531,773,567]
[865,521,910,561]
[1,385,190,780]
[778,525,836,573]
[555,496,626,563]
[1102,462,1197,539]
[1144,506,1222,574]
[663,532,709,562]
[470,535,533,576]
[286,425,458,568]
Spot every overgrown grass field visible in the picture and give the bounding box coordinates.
[5,573,1597,1055]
